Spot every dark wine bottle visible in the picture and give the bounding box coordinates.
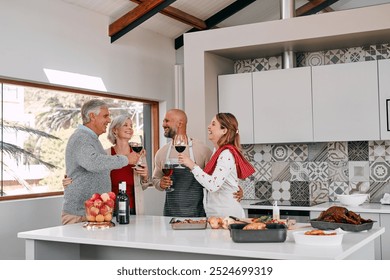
[116,181,129,224]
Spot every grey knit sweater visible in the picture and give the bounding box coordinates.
[62,126,128,216]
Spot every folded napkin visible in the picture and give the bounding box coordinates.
[380,193,390,205]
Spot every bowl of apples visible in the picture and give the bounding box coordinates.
[84,192,116,229]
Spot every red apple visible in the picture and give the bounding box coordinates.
[89,206,99,216]
[104,213,113,222]
[91,193,101,201]
[108,191,116,200]
[95,214,105,222]
[93,198,103,208]
[105,199,115,208]
[100,204,110,216]
[85,199,94,208]
[101,192,110,202]
[86,215,96,222]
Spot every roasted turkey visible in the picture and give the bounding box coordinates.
[317,206,372,225]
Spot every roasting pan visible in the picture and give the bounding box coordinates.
[229,223,287,243]
[310,219,375,232]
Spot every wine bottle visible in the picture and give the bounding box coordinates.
[116,181,129,224]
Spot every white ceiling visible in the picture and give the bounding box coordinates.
[60,0,390,40]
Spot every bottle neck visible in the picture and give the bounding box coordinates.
[119,182,127,192]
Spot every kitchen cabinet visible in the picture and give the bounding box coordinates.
[380,214,390,259]
[218,73,254,144]
[252,67,313,143]
[379,59,390,140]
[312,60,380,141]
[218,67,312,144]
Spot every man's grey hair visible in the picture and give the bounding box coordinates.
[107,114,133,144]
[81,99,108,124]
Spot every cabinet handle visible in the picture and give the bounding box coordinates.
[387,99,390,131]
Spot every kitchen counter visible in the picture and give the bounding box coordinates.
[241,200,390,214]
[18,215,384,260]
[309,202,390,214]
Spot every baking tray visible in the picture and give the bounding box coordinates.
[229,223,287,243]
[310,219,375,232]
[169,217,207,230]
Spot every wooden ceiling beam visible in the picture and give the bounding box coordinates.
[296,0,339,16]
[130,0,207,30]
[109,0,177,43]
[175,0,256,49]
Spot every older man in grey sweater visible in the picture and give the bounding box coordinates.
[62,100,131,224]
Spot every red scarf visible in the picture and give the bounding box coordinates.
[204,144,255,179]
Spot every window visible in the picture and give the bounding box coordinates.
[0,79,158,199]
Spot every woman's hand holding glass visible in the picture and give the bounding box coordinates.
[177,153,196,170]
[129,134,144,166]
[173,134,188,168]
[133,161,149,183]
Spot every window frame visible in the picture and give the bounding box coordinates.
[0,78,159,201]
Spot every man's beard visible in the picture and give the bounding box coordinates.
[164,127,175,139]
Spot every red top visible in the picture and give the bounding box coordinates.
[110,147,135,209]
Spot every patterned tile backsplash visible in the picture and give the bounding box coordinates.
[240,142,390,203]
[236,43,390,204]
[234,43,390,73]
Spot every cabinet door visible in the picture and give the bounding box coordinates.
[218,73,254,144]
[312,61,379,141]
[379,59,390,140]
[252,67,313,144]
[380,214,390,259]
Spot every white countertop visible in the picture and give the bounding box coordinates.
[241,200,390,214]
[17,215,384,260]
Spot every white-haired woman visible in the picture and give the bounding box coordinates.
[64,114,150,215]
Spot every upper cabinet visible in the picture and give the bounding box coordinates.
[218,59,390,144]
[379,59,390,140]
[312,60,380,142]
[252,67,313,144]
[218,73,254,144]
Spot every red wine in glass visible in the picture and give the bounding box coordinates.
[162,167,174,177]
[174,145,186,153]
[132,146,143,153]
[162,163,174,192]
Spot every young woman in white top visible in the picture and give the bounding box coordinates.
[178,112,254,218]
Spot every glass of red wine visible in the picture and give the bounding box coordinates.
[129,135,144,166]
[173,133,187,169]
[162,160,174,192]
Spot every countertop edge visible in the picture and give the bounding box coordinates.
[241,200,390,214]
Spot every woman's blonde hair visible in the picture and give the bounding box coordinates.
[216,112,241,150]
[107,114,133,144]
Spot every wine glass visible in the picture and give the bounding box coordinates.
[129,134,143,166]
[173,134,188,169]
[162,159,174,192]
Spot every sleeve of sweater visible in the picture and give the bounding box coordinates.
[73,136,128,173]
[191,150,234,192]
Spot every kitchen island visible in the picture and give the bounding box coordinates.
[18,215,384,260]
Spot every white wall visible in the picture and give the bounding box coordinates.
[0,0,172,259]
[0,0,175,103]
